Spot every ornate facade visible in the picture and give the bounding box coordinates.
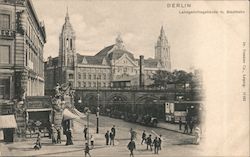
[45,10,171,92]
[0,0,46,141]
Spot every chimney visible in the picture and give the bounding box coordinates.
[139,55,144,87]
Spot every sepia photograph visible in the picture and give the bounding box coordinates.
[0,0,249,156]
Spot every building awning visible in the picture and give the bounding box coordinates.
[63,108,80,120]
[0,115,17,129]
[26,108,52,112]
[71,108,86,118]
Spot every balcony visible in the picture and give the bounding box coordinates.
[0,29,15,39]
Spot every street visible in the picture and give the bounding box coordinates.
[2,114,204,156]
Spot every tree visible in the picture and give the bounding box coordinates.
[151,70,174,88]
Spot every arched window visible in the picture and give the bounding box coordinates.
[70,39,73,50]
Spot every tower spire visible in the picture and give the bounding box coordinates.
[160,25,164,36]
[65,6,69,21]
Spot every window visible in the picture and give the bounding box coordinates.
[78,82,81,87]
[88,74,91,79]
[69,74,73,79]
[88,82,91,87]
[83,82,86,87]
[93,74,96,79]
[0,45,10,64]
[70,39,72,50]
[25,50,28,66]
[83,73,86,79]
[123,67,127,73]
[98,74,101,79]
[78,73,81,79]
[0,78,10,99]
[0,14,10,29]
[103,74,106,80]
[93,82,96,87]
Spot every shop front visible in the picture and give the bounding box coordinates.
[26,108,52,137]
[0,115,17,142]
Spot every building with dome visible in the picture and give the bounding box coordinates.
[44,10,171,92]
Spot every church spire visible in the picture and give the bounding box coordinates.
[159,25,167,41]
[65,6,69,22]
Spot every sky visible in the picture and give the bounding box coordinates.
[32,0,247,72]
[32,0,201,71]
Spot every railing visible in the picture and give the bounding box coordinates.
[74,86,197,92]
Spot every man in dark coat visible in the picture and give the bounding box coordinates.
[110,131,114,146]
[184,121,189,134]
[84,143,91,157]
[146,134,152,151]
[141,130,146,145]
[111,125,116,141]
[105,130,109,145]
[179,118,182,130]
[153,137,159,154]
[127,139,136,157]
[83,125,88,140]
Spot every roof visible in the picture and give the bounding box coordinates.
[144,58,160,68]
[94,45,115,57]
[0,115,17,129]
[77,54,107,65]
[107,49,135,60]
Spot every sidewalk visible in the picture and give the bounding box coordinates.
[157,121,194,136]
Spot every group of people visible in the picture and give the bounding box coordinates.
[127,130,163,156]
[33,125,63,150]
[50,124,62,144]
[143,131,162,154]
[179,118,195,134]
[85,125,116,157]
[105,125,116,146]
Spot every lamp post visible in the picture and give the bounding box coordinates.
[85,107,91,145]
[96,76,100,134]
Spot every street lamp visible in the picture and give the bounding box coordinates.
[96,106,100,134]
[85,107,91,145]
[96,76,100,134]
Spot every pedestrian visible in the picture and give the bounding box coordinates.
[105,130,109,145]
[56,128,61,144]
[194,126,201,145]
[141,130,146,145]
[189,121,194,134]
[66,129,73,145]
[111,125,116,141]
[110,131,114,145]
[158,135,162,150]
[84,143,91,157]
[179,118,182,130]
[90,135,94,148]
[83,125,88,140]
[184,121,188,134]
[51,124,56,144]
[146,134,152,151]
[68,129,73,145]
[127,139,136,157]
[34,133,41,150]
[130,128,137,140]
[153,137,159,154]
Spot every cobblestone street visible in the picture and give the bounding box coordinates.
[1,114,204,156]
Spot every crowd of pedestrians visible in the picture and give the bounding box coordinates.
[32,121,200,156]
